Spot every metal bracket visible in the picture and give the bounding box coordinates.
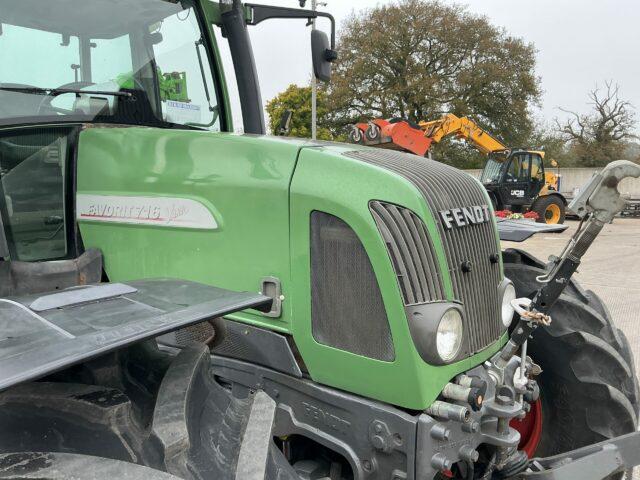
[569,160,640,222]
[0,204,8,260]
[244,3,336,49]
[513,430,640,479]
[368,420,395,453]
[260,276,283,318]
[235,391,277,480]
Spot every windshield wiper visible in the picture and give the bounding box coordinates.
[0,86,134,99]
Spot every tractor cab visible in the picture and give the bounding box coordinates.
[480,149,565,223]
[0,0,224,131]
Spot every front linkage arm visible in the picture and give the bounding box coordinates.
[497,160,640,367]
[515,431,640,480]
[532,159,640,313]
[492,160,640,479]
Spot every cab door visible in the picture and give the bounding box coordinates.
[500,152,531,207]
[528,154,546,199]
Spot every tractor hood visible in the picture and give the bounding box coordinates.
[0,278,270,392]
[294,139,563,242]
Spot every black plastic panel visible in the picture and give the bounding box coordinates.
[496,218,568,242]
[0,278,271,391]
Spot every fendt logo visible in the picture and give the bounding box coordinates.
[439,205,490,230]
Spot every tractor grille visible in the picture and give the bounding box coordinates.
[310,211,395,361]
[370,201,445,305]
[346,149,504,353]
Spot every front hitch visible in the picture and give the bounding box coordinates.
[484,160,640,477]
[495,159,640,371]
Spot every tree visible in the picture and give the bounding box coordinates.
[265,84,333,140]
[556,81,637,167]
[325,0,541,166]
[526,120,574,166]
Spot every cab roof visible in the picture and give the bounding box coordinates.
[0,0,185,39]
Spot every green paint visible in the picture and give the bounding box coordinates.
[77,128,506,409]
[77,127,302,333]
[201,0,223,25]
[290,146,504,408]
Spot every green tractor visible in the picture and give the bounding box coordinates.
[0,1,640,479]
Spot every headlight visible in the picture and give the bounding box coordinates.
[501,280,517,327]
[436,309,463,361]
[406,303,466,365]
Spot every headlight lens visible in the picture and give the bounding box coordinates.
[501,281,517,327]
[436,309,463,361]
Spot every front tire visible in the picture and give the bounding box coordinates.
[531,195,565,224]
[503,249,638,476]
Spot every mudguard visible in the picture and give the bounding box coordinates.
[0,452,183,479]
[496,218,568,242]
[0,278,271,391]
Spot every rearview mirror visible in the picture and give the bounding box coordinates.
[311,30,337,82]
[277,109,293,136]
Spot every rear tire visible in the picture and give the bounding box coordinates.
[503,249,638,477]
[531,195,565,224]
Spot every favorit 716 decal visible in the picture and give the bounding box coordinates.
[76,194,218,230]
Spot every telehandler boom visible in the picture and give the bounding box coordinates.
[0,1,639,479]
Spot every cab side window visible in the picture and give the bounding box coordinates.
[150,8,220,131]
[507,154,530,182]
[0,129,70,261]
[530,155,545,182]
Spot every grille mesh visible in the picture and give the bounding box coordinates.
[370,201,445,305]
[346,149,504,353]
[310,211,395,361]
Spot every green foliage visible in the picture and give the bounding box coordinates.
[324,0,541,167]
[265,84,333,140]
[267,7,640,170]
[430,140,487,169]
[528,122,575,166]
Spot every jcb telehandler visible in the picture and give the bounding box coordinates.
[350,115,567,225]
[0,1,639,479]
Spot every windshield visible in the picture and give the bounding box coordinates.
[480,152,509,184]
[0,0,221,130]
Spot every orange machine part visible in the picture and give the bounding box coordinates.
[382,121,433,157]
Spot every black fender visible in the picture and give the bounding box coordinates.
[536,191,567,205]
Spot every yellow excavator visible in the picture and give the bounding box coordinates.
[349,113,566,224]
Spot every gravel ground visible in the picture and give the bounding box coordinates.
[502,217,640,479]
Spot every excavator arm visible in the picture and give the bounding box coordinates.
[419,113,507,154]
[349,113,508,157]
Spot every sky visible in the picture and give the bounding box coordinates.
[219,0,640,133]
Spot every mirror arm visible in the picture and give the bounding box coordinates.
[244,4,336,50]
[221,0,265,134]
